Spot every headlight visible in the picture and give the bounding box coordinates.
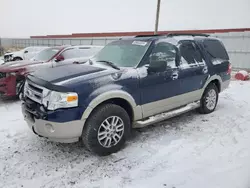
[42,90,78,111]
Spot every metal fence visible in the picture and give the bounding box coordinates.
[2,37,121,48]
[1,32,250,69]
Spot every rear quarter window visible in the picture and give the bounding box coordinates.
[203,39,229,63]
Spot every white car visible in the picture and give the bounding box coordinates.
[0,56,4,65]
[4,46,48,62]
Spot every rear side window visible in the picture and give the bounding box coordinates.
[203,39,229,60]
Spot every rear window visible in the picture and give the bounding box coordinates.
[203,39,229,60]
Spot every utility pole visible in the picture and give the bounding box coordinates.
[154,0,161,34]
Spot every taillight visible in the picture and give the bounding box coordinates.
[227,63,232,75]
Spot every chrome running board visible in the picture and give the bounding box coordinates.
[134,101,200,128]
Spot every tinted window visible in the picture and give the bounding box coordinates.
[149,42,177,69]
[193,45,203,63]
[92,40,150,67]
[203,39,229,60]
[179,41,204,68]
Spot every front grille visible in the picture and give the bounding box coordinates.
[28,83,43,93]
[23,99,47,120]
[0,72,6,79]
[24,81,44,104]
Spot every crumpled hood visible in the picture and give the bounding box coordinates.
[30,64,114,84]
[0,60,44,71]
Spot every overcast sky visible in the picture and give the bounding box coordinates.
[1,0,250,38]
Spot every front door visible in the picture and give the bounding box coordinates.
[138,40,181,118]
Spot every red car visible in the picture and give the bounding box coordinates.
[0,45,103,98]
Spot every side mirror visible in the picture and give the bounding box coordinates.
[148,60,167,73]
[54,55,64,62]
[24,50,28,53]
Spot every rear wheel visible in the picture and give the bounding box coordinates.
[198,83,219,114]
[82,104,131,156]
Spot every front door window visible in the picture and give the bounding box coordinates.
[149,41,178,70]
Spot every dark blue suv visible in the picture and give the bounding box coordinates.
[21,33,231,156]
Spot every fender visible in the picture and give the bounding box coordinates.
[11,51,24,60]
[81,89,142,121]
[200,74,222,96]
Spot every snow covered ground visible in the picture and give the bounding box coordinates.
[0,80,250,188]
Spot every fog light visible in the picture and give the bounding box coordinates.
[45,123,55,133]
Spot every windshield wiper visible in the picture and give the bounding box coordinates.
[96,60,120,70]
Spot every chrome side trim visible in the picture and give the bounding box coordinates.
[134,101,200,128]
[141,89,202,118]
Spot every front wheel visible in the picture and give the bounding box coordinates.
[82,104,131,156]
[198,83,219,114]
[13,57,23,61]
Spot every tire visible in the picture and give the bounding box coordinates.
[198,83,219,114]
[82,103,131,156]
[13,57,23,61]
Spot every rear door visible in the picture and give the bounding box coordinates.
[178,40,208,102]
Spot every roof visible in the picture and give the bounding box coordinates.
[30,28,250,39]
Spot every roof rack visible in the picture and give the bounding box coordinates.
[134,33,209,38]
[166,33,210,37]
[134,34,167,38]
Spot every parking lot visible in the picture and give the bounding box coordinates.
[0,80,249,188]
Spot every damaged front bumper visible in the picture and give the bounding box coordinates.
[21,99,86,143]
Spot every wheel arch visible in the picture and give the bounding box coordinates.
[203,75,222,93]
[13,56,23,61]
[81,90,142,122]
[210,79,221,93]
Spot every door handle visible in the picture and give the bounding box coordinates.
[202,66,208,74]
[171,72,179,80]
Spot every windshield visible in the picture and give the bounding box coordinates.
[92,40,151,67]
[32,48,60,62]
